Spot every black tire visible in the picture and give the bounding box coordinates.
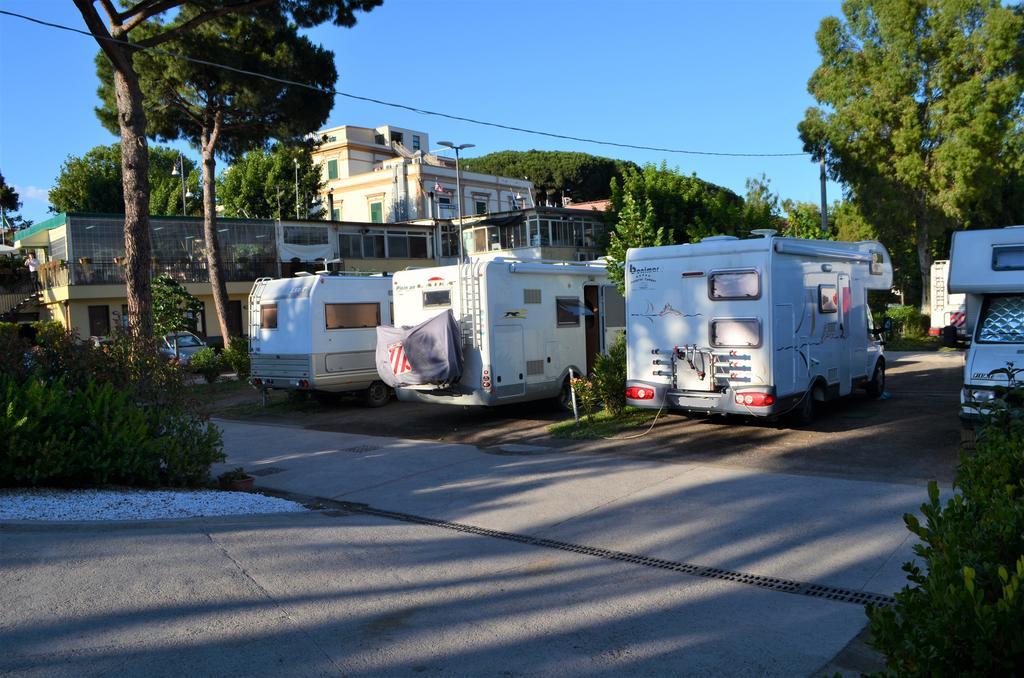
[865,359,886,399]
[791,387,816,426]
[555,377,574,412]
[363,380,391,408]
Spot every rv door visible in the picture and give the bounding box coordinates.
[599,284,626,352]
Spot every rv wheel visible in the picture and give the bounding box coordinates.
[555,377,574,412]
[865,360,885,399]
[363,381,392,408]
[792,389,816,426]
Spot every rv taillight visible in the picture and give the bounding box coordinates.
[482,366,492,392]
[735,392,774,407]
[252,378,262,386]
[625,386,654,400]
[298,379,310,389]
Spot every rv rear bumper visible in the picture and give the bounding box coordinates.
[626,380,788,417]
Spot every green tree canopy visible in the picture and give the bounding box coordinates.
[218,144,324,220]
[605,193,666,294]
[49,143,199,216]
[741,174,782,235]
[609,162,744,245]
[0,174,31,234]
[152,274,203,337]
[460,150,638,204]
[781,199,830,240]
[798,0,1024,309]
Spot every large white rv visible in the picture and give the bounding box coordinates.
[248,272,393,406]
[929,259,967,336]
[388,258,625,406]
[625,230,892,422]
[948,226,1024,424]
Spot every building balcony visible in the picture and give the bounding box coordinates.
[44,259,280,289]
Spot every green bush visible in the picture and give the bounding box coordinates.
[593,334,627,416]
[221,335,250,379]
[885,305,930,338]
[867,390,1024,673]
[0,328,224,488]
[570,377,599,419]
[190,347,222,383]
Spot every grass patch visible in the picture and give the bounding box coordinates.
[187,378,249,399]
[548,406,658,440]
[884,335,945,351]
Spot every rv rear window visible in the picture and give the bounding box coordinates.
[992,246,1024,271]
[260,304,278,330]
[710,319,761,348]
[423,290,451,307]
[709,270,760,300]
[325,303,380,330]
[819,285,838,313]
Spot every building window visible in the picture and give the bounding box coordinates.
[556,297,584,327]
[327,159,338,180]
[412,135,421,151]
[369,201,384,223]
[391,131,404,144]
[121,304,130,329]
[475,199,488,215]
[331,207,342,221]
[340,233,362,259]
[283,225,329,245]
[325,302,380,330]
[260,304,278,329]
[384,230,431,259]
[362,229,385,258]
[437,196,454,219]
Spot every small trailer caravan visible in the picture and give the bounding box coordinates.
[384,258,625,406]
[929,259,967,336]
[248,272,394,406]
[948,226,1024,424]
[624,230,892,422]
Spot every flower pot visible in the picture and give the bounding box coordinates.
[219,475,255,492]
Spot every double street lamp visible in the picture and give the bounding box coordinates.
[170,153,194,216]
[436,140,474,262]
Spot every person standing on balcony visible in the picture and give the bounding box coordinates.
[24,251,40,292]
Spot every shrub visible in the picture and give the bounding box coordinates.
[867,389,1024,673]
[885,305,930,338]
[190,347,222,383]
[222,335,250,379]
[593,334,627,416]
[570,377,599,419]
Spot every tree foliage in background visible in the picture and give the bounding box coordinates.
[799,0,1024,311]
[461,150,638,204]
[0,174,31,234]
[49,144,200,216]
[94,7,343,347]
[741,174,782,235]
[782,199,832,240]
[218,144,324,219]
[74,0,382,339]
[606,192,666,293]
[151,275,203,338]
[609,162,744,246]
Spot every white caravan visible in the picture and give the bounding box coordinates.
[389,258,625,406]
[625,230,892,422]
[248,272,393,406]
[948,226,1024,425]
[929,259,967,336]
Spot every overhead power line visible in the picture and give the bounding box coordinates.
[0,8,811,159]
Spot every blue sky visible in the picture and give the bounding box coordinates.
[0,0,843,223]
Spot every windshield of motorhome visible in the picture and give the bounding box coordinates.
[978,295,1024,343]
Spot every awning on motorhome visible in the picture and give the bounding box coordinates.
[471,214,525,228]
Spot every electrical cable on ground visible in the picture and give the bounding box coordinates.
[0,8,812,159]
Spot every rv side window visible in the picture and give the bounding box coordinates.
[710,319,761,348]
[325,303,380,330]
[977,295,1024,343]
[423,290,451,307]
[819,285,838,313]
[992,246,1024,271]
[556,297,585,327]
[260,304,278,330]
[709,270,760,300]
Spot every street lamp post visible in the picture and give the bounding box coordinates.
[293,158,300,220]
[170,153,188,215]
[437,141,474,262]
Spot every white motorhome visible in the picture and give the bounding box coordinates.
[929,259,967,336]
[389,258,625,406]
[625,230,892,422]
[248,272,393,406]
[948,226,1024,424]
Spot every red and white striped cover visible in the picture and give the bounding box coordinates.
[388,342,411,376]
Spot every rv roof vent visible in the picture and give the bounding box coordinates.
[701,235,738,243]
[750,229,777,238]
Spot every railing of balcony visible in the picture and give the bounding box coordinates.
[66,259,280,286]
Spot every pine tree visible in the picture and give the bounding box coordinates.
[606,193,665,294]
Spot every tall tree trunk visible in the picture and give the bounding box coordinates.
[201,120,232,348]
[113,53,154,338]
[916,213,932,314]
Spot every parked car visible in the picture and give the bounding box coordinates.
[159,331,207,365]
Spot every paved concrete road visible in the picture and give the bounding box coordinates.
[221,352,963,484]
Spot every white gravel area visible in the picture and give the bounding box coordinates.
[0,489,308,522]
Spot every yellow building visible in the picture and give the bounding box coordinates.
[12,213,440,340]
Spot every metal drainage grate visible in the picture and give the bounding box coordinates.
[342,444,382,454]
[249,466,286,477]
[332,501,896,608]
